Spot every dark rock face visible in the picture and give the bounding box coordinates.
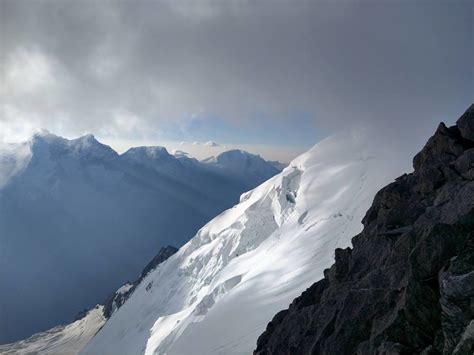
[255,105,474,355]
[102,245,178,319]
[139,245,178,279]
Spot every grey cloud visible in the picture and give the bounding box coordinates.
[1,0,473,148]
[0,142,32,188]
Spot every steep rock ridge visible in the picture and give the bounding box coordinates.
[103,246,178,319]
[255,105,474,355]
[139,245,179,280]
[83,129,410,355]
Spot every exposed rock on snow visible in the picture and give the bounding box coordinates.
[103,246,179,319]
[255,105,474,355]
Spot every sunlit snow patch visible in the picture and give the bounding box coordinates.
[0,307,105,355]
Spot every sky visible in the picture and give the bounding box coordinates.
[1,0,473,162]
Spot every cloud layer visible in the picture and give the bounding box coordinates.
[1,0,473,152]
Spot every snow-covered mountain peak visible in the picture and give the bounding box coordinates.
[71,133,96,146]
[122,146,173,162]
[214,149,258,162]
[121,146,183,175]
[202,149,280,180]
[84,129,411,355]
[27,131,118,161]
[29,130,65,147]
[69,134,118,160]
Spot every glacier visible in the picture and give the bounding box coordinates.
[83,130,411,355]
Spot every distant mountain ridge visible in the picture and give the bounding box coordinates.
[202,149,282,183]
[0,131,280,344]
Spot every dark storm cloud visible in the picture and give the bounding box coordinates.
[1,0,473,148]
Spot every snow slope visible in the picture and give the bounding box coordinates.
[0,307,105,355]
[0,131,279,344]
[84,130,410,355]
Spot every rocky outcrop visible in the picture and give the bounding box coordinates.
[255,105,474,355]
[102,245,178,319]
[139,245,178,279]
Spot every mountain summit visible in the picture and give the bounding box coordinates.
[29,131,118,160]
[203,149,280,187]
